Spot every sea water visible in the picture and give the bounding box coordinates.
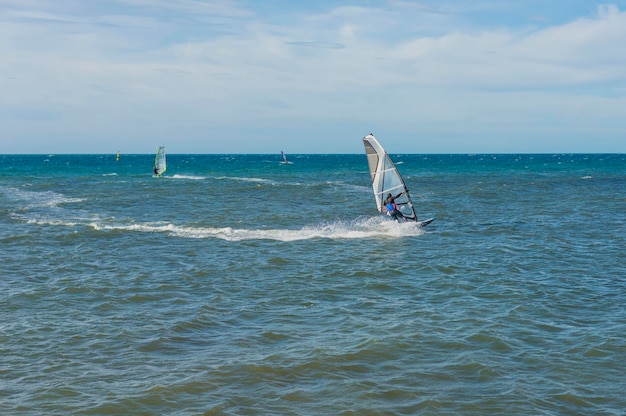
[1,153,625,415]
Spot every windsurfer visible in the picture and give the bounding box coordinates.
[385,192,407,222]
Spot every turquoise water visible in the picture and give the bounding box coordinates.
[1,153,625,415]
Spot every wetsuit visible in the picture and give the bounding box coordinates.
[384,193,406,222]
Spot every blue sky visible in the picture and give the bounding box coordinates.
[2,0,625,154]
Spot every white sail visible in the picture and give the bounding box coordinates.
[362,133,419,221]
[153,146,166,176]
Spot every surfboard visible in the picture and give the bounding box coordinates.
[417,218,434,227]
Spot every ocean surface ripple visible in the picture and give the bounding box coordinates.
[1,153,625,415]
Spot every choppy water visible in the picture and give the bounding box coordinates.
[1,153,625,415]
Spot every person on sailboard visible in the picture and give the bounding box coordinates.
[384,192,407,222]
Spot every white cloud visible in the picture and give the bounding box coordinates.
[1,1,625,153]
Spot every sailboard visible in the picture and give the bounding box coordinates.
[362,133,433,227]
[280,150,289,164]
[153,146,166,177]
[116,151,120,162]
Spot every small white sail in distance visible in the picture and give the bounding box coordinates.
[153,146,166,177]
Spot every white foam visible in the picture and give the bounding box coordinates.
[171,174,206,180]
[2,187,84,209]
[90,217,426,241]
[215,176,276,185]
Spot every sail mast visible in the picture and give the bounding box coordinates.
[362,134,418,221]
[153,146,166,176]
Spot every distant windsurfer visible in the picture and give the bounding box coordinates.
[384,192,407,222]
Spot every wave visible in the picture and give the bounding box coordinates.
[214,176,277,185]
[38,217,427,241]
[3,186,427,240]
[171,174,206,180]
[2,187,84,209]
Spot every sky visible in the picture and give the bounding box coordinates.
[1,0,626,154]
